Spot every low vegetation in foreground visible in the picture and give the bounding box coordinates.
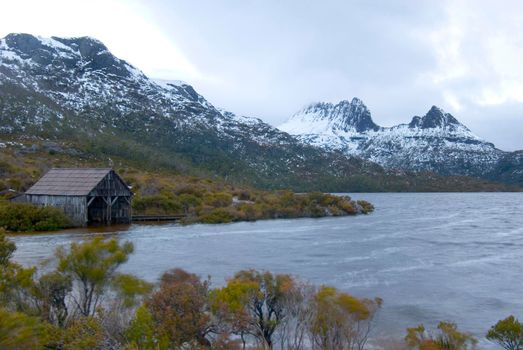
[1,235,522,350]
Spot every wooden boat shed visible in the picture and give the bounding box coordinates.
[23,168,132,227]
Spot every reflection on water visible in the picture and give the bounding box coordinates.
[10,193,523,348]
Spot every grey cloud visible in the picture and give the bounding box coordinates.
[143,0,523,151]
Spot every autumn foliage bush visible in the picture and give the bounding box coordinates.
[405,322,478,350]
[0,235,519,349]
[0,235,384,350]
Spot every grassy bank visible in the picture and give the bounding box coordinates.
[127,171,373,224]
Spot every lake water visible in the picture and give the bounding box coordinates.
[10,193,523,348]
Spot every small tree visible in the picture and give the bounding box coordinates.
[211,279,256,349]
[309,286,382,350]
[146,268,212,349]
[56,237,134,317]
[35,271,72,327]
[126,304,168,350]
[276,281,315,350]
[487,316,523,350]
[100,273,153,345]
[0,231,15,266]
[212,269,296,349]
[0,233,37,314]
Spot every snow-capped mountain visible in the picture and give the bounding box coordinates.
[0,33,387,191]
[280,98,510,178]
[0,33,518,190]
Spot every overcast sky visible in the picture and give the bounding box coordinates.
[1,0,523,150]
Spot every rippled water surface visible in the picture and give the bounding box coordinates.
[10,193,523,346]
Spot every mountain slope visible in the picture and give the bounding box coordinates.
[0,33,516,192]
[280,98,517,183]
[0,33,380,191]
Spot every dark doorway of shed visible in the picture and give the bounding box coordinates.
[87,196,132,225]
[87,197,108,224]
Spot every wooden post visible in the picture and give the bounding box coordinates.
[107,196,111,224]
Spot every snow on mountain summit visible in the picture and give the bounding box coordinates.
[279,99,504,176]
[0,33,219,119]
[279,97,379,136]
[409,105,469,131]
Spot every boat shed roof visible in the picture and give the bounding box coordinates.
[25,168,114,196]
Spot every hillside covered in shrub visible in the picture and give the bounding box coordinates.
[0,145,373,232]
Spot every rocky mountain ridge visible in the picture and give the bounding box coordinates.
[279,98,521,184]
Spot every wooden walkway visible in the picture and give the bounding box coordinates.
[132,214,186,222]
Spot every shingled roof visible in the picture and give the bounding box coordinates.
[25,168,113,196]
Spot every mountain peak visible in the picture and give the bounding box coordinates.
[1,33,139,79]
[2,33,108,55]
[350,97,365,106]
[409,105,466,130]
[285,97,379,134]
[332,98,379,132]
[52,36,109,58]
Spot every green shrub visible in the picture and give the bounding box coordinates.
[357,200,375,214]
[305,203,326,217]
[320,194,343,207]
[199,208,235,224]
[132,195,182,215]
[327,205,344,216]
[0,202,71,232]
[6,178,22,191]
[174,184,204,197]
[337,200,358,215]
[177,194,202,213]
[236,203,261,221]
[307,191,325,203]
[0,160,14,177]
[203,192,232,208]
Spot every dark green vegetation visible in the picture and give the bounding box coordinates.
[488,151,523,189]
[1,235,520,349]
[0,202,71,232]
